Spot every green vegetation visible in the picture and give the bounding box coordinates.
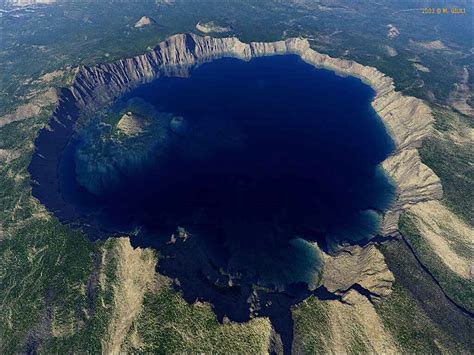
[291,296,332,353]
[0,118,44,227]
[0,2,169,115]
[0,1,472,352]
[418,107,474,225]
[41,240,117,353]
[1,1,471,116]
[399,213,474,313]
[0,219,95,353]
[376,283,451,354]
[348,328,369,354]
[291,295,373,354]
[0,100,98,352]
[123,281,272,353]
[379,241,473,352]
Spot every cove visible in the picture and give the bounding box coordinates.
[31,54,395,351]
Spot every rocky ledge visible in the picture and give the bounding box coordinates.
[32,33,443,304]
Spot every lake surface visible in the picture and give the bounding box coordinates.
[35,54,396,351]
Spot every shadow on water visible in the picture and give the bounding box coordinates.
[30,55,396,352]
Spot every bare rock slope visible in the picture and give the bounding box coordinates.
[322,245,395,303]
[134,16,155,28]
[196,21,232,34]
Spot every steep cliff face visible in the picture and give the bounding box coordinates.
[69,34,307,113]
[66,32,441,237]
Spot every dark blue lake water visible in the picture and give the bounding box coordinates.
[48,54,395,350]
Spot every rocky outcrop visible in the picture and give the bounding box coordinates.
[382,149,442,234]
[66,33,442,236]
[7,0,56,6]
[196,21,232,34]
[117,112,148,136]
[134,16,155,28]
[321,245,395,303]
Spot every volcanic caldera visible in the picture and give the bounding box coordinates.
[29,35,407,352]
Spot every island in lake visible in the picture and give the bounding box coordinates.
[28,33,443,352]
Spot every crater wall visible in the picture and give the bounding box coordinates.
[33,33,441,238]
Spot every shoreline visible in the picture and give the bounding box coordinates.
[30,33,442,240]
[25,33,447,348]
